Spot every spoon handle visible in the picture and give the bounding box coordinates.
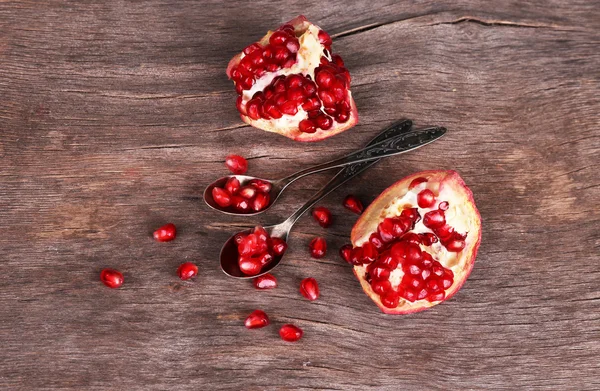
[278,126,446,187]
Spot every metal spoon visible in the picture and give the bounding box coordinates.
[205,121,442,216]
[220,122,446,278]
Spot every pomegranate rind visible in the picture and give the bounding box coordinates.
[351,170,482,314]
[226,15,358,142]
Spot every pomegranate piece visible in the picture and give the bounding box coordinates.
[236,226,286,276]
[279,324,303,342]
[225,154,248,174]
[100,269,124,289]
[177,262,198,280]
[343,195,364,214]
[226,16,358,142]
[299,277,320,301]
[309,237,327,259]
[349,170,482,314]
[153,223,176,242]
[253,273,278,289]
[245,309,270,329]
[212,187,232,207]
[312,206,332,228]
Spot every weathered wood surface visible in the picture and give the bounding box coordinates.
[1,1,599,390]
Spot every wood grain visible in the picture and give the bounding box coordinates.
[0,1,599,390]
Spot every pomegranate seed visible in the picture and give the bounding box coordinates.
[331,54,344,67]
[248,179,272,193]
[243,43,262,55]
[177,262,198,280]
[370,262,390,280]
[391,241,409,260]
[231,196,250,212]
[212,187,232,207]
[303,81,317,96]
[239,256,262,276]
[246,99,261,120]
[423,209,446,228]
[238,185,257,200]
[309,237,327,259]
[251,192,270,212]
[409,177,428,189]
[406,244,422,262]
[318,90,336,108]
[315,114,333,130]
[335,111,350,123]
[270,237,288,256]
[392,217,411,236]
[372,280,391,295]
[153,223,176,242]
[257,252,273,267]
[238,234,258,256]
[417,189,436,208]
[312,206,332,228]
[286,74,304,88]
[428,291,445,302]
[225,177,241,194]
[339,244,353,263]
[361,242,378,264]
[225,154,248,175]
[381,291,399,308]
[286,39,300,53]
[401,208,421,224]
[439,201,449,211]
[379,251,398,269]
[100,269,123,289]
[445,239,466,252]
[377,218,396,243]
[299,277,320,301]
[343,195,363,214]
[279,100,298,116]
[316,69,334,88]
[245,309,270,329]
[253,273,278,289]
[299,119,317,133]
[279,324,303,342]
[269,31,289,46]
[419,232,438,245]
[369,232,384,250]
[349,247,364,266]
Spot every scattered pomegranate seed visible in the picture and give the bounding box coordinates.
[225,154,248,174]
[312,206,332,228]
[309,237,327,259]
[343,195,363,214]
[279,324,303,342]
[299,277,320,301]
[100,269,124,289]
[153,223,176,242]
[253,273,278,289]
[245,309,270,329]
[177,262,198,280]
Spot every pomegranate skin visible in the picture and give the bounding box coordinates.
[350,170,482,314]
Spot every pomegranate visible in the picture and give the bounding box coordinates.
[347,171,481,314]
[312,206,332,228]
[153,223,176,242]
[100,269,124,289]
[309,237,327,259]
[236,226,287,276]
[299,277,320,301]
[245,309,270,329]
[211,178,271,213]
[226,15,358,142]
[279,324,303,342]
[253,273,278,289]
[225,154,248,175]
[343,195,363,214]
[177,262,198,280]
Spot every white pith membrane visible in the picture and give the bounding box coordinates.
[230,20,358,141]
[351,171,481,313]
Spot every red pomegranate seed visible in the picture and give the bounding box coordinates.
[299,277,320,301]
[369,232,384,250]
[245,309,270,329]
[318,90,336,108]
[423,209,446,228]
[409,177,428,189]
[270,237,288,256]
[417,189,436,208]
[177,262,198,280]
[248,179,271,193]
[225,177,241,195]
[445,239,466,252]
[212,187,232,207]
[369,262,390,280]
[315,114,333,130]
[257,252,273,267]
[239,185,257,199]
[439,201,449,211]
[269,31,289,46]
[339,244,353,263]
[316,69,334,88]
[279,100,298,116]
[239,256,262,276]
[251,192,270,212]
[317,30,332,46]
[279,324,303,342]
[100,268,123,289]
[381,291,399,308]
[312,206,332,228]
[243,43,262,55]
[372,279,391,295]
[309,237,327,259]
[153,223,176,242]
[225,154,248,174]
[299,119,317,133]
[343,195,363,214]
[419,232,439,245]
[253,273,278,289]
[379,251,398,269]
[231,196,250,212]
[361,242,378,264]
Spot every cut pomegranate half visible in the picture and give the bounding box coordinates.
[348,171,481,314]
[226,15,358,142]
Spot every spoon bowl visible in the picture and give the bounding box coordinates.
[204,175,283,216]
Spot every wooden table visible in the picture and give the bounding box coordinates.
[1,1,599,390]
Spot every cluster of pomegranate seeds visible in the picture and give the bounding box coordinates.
[245,310,270,329]
[312,206,332,227]
[309,237,327,259]
[299,277,320,301]
[279,324,303,342]
[225,154,248,175]
[212,177,272,213]
[100,268,124,289]
[343,195,363,214]
[177,262,198,280]
[153,223,177,242]
[253,273,278,289]
[235,226,287,276]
